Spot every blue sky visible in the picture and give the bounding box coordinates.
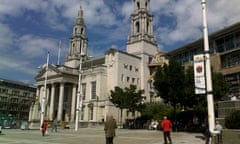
[0,0,239,84]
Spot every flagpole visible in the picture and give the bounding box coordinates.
[40,51,49,128]
[75,49,84,131]
[201,0,216,133]
[57,40,61,65]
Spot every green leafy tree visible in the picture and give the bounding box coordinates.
[110,85,145,125]
[125,85,145,117]
[183,66,206,107]
[212,72,230,101]
[183,66,230,108]
[153,59,185,109]
[141,103,172,120]
[154,61,230,111]
[110,86,127,126]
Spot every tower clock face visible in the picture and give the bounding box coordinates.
[158,56,163,62]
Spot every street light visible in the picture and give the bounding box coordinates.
[40,52,49,128]
[201,0,216,134]
[75,50,85,131]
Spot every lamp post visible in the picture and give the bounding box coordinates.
[40,52,49,128]
[75,50,84,131]
[201,0,216,133]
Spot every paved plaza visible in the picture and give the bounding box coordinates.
[0,127,206,144]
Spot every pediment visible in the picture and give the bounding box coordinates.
[35,65,61,80]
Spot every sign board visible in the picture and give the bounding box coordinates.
[194,54,206,94]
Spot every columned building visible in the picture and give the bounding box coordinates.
[29,0,160,127]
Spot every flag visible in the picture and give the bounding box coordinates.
[194,54,206,94]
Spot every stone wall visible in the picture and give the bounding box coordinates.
[221,129,240,144]
[217,100,240,120]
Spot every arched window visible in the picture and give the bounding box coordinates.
[75,28,77,34]
[147,22,149,33]
[80,28,84,34]
[137,2,140,9]
[136,21,140,33]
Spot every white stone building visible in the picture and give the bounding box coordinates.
[29,0,161,127]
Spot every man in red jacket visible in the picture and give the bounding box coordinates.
[161,116,172,144]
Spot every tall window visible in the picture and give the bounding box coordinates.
[80,28,84,34]
[137,2,140,9]
[91,81,96,99]
[88,103,93,120]
[75,28,77,34]
[82,83,86,100]
[136,22,140,33]
[81,106,84,120]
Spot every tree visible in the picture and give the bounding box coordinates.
[212,72,230,101]
[141,103,172,120]
[183,66,230,108]
[154,62,230,110]
[110,84,145,126]
[125,85,145,117]
[183,66,206,107]
[153,59,185,109]
[110,86,127,126]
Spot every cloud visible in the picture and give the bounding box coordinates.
[0,0,240,83]
[151,0,240,51]
[0,23,15,49]
[17,35,58,58]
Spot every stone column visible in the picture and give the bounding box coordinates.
[46,87,51,119]
[49,83,55,120]
[70,84,77,122]
[36,86,40,97]
[57,82,64,121]
[39,86,44,104]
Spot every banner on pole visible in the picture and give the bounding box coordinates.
[194,54,206,94]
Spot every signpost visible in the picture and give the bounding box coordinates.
[40,52,49,128]
[75,50,84,131]
[200,0,217,134]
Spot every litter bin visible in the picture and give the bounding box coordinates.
[0,126,2,133]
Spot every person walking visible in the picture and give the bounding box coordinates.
[41,120,48,136]
[161,116,172,144]
[214,120,223,144]
[51,118,58,132]
[104,115,117,144]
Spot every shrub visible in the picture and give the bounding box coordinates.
[225,110,240,129]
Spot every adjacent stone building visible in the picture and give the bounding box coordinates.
[0,78,36,127]
[168,22,240,99]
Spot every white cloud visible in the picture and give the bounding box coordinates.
[0,23,14,49]
[0,0,240,83]
[17,35,59,58]
[121,1,133,22]
[151,0,240,51]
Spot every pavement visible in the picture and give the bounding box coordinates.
[0,127,206,144]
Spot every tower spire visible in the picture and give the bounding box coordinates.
[76,5,85,25]
[65,5,88,68]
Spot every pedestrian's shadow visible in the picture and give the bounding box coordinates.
[195,135,205,140]
[0,133,5,136]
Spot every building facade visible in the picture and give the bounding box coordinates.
[29,0,159,127]
[168,22,240,98]
[0,78,36,122]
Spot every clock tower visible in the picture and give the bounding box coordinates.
[65,6,88,68]
[126,0,158,101]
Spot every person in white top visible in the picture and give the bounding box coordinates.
[214,120,223,133]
